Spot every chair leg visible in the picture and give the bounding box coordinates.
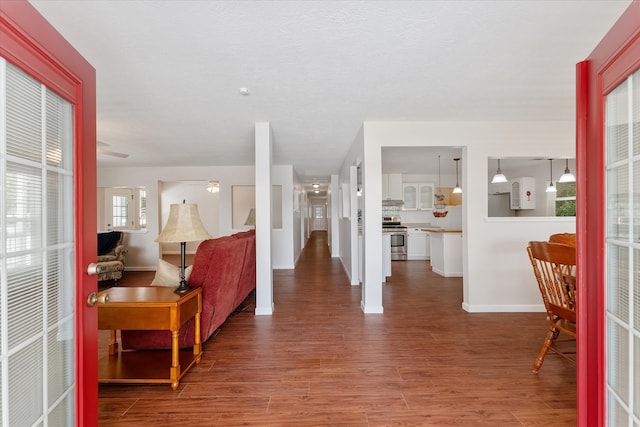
[532,327,558,373]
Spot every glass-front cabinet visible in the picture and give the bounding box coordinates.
[403,183,434,211]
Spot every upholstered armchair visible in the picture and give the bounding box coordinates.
[96,231,127,284]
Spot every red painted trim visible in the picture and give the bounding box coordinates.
[1,2,97,426]
[577,1,640,425]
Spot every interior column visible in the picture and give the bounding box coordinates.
[254,122,274,315]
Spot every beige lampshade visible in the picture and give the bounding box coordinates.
[156,203,212,243]
[244,208,256,226]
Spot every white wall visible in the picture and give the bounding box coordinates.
[292,170,304,264]
[98,164,296,271]
[271,164,296,269]
[338,126,364,287]
[158,180,219,254]
[329,174,340,257]
[362,121,576,312]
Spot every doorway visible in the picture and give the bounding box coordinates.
[311,200,327,231]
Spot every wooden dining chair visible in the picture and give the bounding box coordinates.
[527,241,577,373]
[548,232,576,247]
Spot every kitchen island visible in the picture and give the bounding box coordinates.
[422,228,462,277]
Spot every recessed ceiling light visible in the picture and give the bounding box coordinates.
[239,88,250,96]
[312,183,319,188]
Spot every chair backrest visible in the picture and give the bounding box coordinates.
[97,231,124,255]
[527,241,577,323]
[548,233,576,247]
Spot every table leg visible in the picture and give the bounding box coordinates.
[194,311,202,363]
[108,330,118,355]
[170,329,180,390]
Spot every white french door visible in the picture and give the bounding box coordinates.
[0,59,76,425]
[107,188,134,230]
[604,67,640,426]
[312,203,326,231]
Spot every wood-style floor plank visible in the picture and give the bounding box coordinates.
[98,231,575,426]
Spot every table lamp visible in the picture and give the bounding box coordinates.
[156,201,212,293]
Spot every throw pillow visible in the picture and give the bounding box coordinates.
[151,259,193,288]
[98,231,122,256]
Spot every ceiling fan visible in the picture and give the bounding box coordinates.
[97,140,128,158]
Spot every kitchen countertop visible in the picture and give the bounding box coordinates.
[421,228,462,233]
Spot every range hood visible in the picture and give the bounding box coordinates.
[382,199,404,207]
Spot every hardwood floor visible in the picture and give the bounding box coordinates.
[98,231,576,426]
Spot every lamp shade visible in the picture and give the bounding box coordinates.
[491,159,508,183]
[558,159,576,183]
[156,203,212,243]
[244,208,256,226]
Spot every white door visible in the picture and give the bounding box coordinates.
[312,203,326,231]
[107,188,134,230]
[1,59,76,425]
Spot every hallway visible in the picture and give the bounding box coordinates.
[99,231,576,426]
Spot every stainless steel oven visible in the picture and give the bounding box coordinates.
[383,217,407,261]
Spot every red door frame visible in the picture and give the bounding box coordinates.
[577,1,640,425]
[0,2,97,425]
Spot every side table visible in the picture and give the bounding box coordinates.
[97,286,202,390]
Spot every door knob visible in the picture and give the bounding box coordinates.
[87,292,109,307]
[87,263,99,276]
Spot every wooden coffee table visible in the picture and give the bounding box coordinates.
[97,286,202,390]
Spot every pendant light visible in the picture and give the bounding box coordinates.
[433,155,448,217]
[452,158,462,194]
[558,159,576,183]
[546,159,557,193]
[491,158,508,184]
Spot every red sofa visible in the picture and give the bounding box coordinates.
[120,230,256,350]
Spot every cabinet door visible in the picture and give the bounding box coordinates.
[418,184,434,210]
[425,232,430,259]
[403,184,417,210]
[407,230,428,259]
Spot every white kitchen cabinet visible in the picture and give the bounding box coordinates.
[419,184,434,210]
[407,228,430,260]
[510,177,536,210]
[429,231,462,277]
[403,183,434,211]
[382,173,403,200]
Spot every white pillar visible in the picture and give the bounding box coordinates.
[330,174,340,257]
[254,122,273,315]
[362,140,383,313]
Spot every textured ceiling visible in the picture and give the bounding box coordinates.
[29,0,631,185]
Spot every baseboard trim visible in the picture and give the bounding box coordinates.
[462,302,545,313]
[361,301,384,314]
[273,264,295,270]
[339,257,353,283]
[255,303,274,316]
[432,267,462,277]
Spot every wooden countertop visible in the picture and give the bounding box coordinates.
[421,228,462,233]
